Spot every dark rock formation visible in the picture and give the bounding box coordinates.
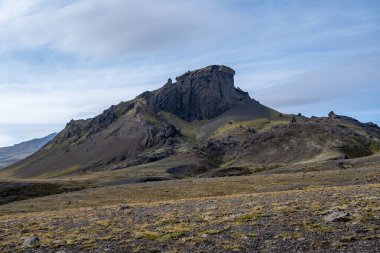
[366,122,379,128]
[328,111,337,119]
[55,101,134,145]
[138,65,257,121]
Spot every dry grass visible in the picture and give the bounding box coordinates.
[0,166,378,216]
[0,182,378,252]
[0,161,379,252]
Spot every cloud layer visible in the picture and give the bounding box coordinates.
[0,0,237,58]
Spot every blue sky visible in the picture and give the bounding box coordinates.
[0,0,380,147]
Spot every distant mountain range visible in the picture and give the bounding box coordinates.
[0,133,57,170]
[2,65,380,181]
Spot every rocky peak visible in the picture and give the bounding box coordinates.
[138,65,255,121]
[328,111,337,119]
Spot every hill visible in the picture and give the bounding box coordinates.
[0,133,57,170]
[2,65,380,182]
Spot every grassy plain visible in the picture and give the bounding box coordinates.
[0,162,379,252]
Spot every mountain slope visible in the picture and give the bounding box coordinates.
[7,100,182,178]
[202,113,380,169]
[3,65,380,180]
[3,65,273,178]
[0,133,57,170]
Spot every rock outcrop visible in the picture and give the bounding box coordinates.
[138,65,257,121]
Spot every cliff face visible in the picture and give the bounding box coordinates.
[139,65,256,121]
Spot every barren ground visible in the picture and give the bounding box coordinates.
[0,162,379,252]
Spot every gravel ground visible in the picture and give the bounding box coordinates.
[0,183,379,252]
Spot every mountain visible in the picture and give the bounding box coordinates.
[3,65,380,181]
[0,133,57,170]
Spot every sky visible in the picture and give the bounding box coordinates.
[0,0,380,147]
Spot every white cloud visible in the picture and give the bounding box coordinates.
[0,0,237,58]
[0,88,139,124]
[0,0,42,22]
[0,133,14,147]
[252,52,380,108]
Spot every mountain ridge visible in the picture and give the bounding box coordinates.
[0,133,57,169]
[2,65,380,181]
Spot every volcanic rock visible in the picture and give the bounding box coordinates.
[138,65,257,121]
[328,111,337,119]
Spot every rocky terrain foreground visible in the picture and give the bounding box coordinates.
[0,162,379,252]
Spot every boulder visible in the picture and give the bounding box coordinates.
[22,236,40,247]
[323,211,350,222]
[117,204,131,211]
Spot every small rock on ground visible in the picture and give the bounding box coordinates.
[117,204,130,211]
[22,236,40,247]
[323,211,350,222]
